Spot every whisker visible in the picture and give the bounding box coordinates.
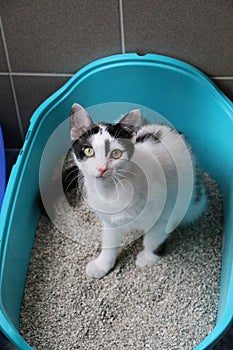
[114,173,126,181]
[115,175,128,193]
[63,167,79,181]
[63,169,84,193]
[113,128,121,139]
[117,168,137,178]
[111,175,121,198]
[64,174,80,192]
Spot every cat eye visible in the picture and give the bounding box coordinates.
[110,149,123,159]
[83,147,95,157]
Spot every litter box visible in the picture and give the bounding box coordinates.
[0,53,232,349]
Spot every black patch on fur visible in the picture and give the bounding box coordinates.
[167,125,185,138]
[72,125,100,160]
[72,122,136,161]
[194,167,204,202]
[105,123,135,159]
[136,133,160,144]
[105,123,134,139]
[105,139,110,157]
[62,165,80,193]
[104,122,135,159]
[119,138,135,159]
[154,241,167,256]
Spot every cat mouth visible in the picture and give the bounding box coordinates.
[96,169,112,179]
[96,174,109,179]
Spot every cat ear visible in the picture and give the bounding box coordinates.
[70,103,94,141]
[119,109,142,131]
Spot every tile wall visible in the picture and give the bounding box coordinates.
[0,0,232,148]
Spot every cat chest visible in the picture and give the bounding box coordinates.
[85,181,159,228]
[86,182,141,212]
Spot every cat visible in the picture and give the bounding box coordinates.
[69,103,206,278]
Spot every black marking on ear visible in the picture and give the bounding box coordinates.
[105,139,110,157]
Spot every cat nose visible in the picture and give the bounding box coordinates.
[97,166,107,176]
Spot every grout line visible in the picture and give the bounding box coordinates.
[0,72,74,77]
[212,77,233,80]
[119,0,126,54]
[0,16,24,143]
[1,72,233,80]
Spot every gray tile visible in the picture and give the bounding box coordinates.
[0,0,121,73]
[212,79,233,102]
[13,75,70,132]
[0,25,8,72]
[0,76,22,148]
[123,0,233,76]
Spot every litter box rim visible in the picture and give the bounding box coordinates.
[0,53,232,350]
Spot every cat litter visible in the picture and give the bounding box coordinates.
[20,172,222,350]
[0,53,232,349]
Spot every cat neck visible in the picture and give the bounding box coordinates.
[84,173,124,196]
[82,171,136,214]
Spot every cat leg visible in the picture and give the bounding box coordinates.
[86,226,123,278]
[136,225,168,268]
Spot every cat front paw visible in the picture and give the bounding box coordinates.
[136,250,160,268]
[86,259,109,279]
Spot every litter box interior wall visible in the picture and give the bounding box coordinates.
[0,0,233,149]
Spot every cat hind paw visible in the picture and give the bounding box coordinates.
[136,250,160,268]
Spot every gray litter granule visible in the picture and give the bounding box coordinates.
[20,173,223,350]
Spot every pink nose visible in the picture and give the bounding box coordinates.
[98,167,107,176]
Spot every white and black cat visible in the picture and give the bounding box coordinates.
[69,103,206,278]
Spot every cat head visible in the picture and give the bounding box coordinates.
[70,103,142,180]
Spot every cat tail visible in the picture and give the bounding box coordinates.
[180,179,207,225]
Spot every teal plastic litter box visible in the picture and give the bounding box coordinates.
[0,53,232,349]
